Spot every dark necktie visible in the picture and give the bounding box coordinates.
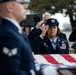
[52,41,56,50]
[52,41,56,44]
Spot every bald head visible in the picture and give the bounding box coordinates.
[0,0,28,23]
[0,3,6,15]
[0,2,15,17]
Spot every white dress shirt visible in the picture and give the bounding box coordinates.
[49,37,58,50]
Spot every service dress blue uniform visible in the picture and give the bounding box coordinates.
[31,18,69,54]
[0,18,42,75]
[31,35,69,54]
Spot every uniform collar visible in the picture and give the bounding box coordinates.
[49,37,58,43]
[3,17,22,31]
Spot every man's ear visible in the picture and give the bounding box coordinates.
[5,2,13,12]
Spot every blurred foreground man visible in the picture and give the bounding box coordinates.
[0,0,58,75]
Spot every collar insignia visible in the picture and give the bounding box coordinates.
[44,43,48,47]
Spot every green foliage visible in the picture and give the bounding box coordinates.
[29,0,75,13]
[29,0,76,30]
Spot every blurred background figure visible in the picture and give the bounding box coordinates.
[69,28,76,42]
[69,28,76,53]
[22,26,31,35]
[71,42,76,53]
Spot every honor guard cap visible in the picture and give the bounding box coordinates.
[45,18,59,26]
[0,0,30,3]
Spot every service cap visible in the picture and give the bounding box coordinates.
[45,18,59,26]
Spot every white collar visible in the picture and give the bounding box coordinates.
[49,37,58,43]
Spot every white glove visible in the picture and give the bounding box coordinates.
[42,66,57,75]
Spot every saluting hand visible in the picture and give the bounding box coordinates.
[36,20,44,28]
[40,24,49,36]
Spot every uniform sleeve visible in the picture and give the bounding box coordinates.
[28,27,42,42]
[0,35,42,75]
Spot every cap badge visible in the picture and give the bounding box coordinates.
[51,19,55,23]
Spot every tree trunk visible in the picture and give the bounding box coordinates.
[69,14,76,31]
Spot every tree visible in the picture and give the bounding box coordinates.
[29,0,76,30]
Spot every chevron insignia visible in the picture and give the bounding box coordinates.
[2,47,17,57]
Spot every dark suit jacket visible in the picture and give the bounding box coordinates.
[69,29,76,42]
[31,36,69,54]
[0,18,42,75]
[28,27,42,42]
[28,27,67,42]
[71,42,76,53]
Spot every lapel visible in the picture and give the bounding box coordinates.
[43,36,55,51]
[21,32,30,43]
[1,18,19,33]
[55,38,61,50]
[1,18,31,47]
[1,18,28,40]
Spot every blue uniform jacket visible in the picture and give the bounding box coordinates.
[0,19,42,75]
[28,27,67,42]
[31,36,69,54]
